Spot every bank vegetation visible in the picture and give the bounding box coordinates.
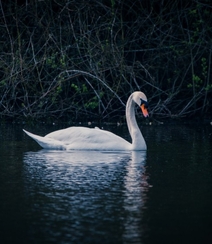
[0,0,211,122]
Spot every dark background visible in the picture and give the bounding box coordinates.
[0,0,211,122]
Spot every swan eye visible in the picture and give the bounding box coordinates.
[140,99,148,109]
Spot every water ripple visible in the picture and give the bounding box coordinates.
[23,150,149,244]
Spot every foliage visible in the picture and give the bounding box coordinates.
[0,0,211,122]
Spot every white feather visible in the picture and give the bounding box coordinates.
[23,91,148,151]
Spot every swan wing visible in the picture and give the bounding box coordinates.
[45,126,131,150]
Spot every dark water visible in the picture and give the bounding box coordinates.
[0,123,212,244]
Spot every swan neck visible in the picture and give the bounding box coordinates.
[126,94,146,150]
[126,95,137,135]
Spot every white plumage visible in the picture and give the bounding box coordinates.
[23,91,149,151]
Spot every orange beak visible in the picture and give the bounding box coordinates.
[140,104,149,117]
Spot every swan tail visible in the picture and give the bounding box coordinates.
[23,129,66,150]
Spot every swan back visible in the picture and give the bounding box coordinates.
[46,127,131,150]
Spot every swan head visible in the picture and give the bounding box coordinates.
[133,91,149,117]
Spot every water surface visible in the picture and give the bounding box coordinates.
[0,123,212,243]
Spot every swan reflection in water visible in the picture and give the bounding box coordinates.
[23,150,149,243]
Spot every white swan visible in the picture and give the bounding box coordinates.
[23,91,149,150]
